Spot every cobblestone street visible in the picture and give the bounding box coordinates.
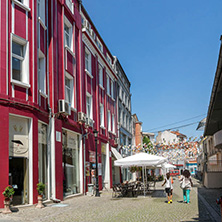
[0,178,221,222]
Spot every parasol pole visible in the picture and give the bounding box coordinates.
[143,166,145,197]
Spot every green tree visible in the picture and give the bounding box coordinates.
[143,136,154,154]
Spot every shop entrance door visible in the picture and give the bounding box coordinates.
[9,157,29,205]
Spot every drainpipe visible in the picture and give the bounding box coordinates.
[46,0,52,200]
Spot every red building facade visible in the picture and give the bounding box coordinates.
[0,0,119,208]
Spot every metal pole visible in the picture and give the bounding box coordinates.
[95,136,100,197]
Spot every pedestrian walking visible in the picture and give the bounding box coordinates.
[179,169,193,204]
[162,172,173,204]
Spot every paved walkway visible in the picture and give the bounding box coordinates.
[0,178,221,222]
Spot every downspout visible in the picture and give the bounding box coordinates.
[46,0,52,200]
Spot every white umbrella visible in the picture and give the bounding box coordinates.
[114,152,166,167]
[163,163,176,169]
[114,152,167,197]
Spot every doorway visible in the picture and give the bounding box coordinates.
[9,157,29,205]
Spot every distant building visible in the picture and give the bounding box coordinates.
[132,114,143,147]
[156,130,187,144]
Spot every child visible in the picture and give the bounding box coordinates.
[162,172,173,204]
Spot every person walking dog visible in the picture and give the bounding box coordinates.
[162,172,174,204]
[180,169,193,204]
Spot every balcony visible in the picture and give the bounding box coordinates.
[213,129,222,149]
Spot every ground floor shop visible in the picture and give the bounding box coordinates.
[0,108,84,208]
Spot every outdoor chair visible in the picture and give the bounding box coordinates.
[112,185,122,198]
[148,180,156,191]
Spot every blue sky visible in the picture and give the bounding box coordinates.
[83,0,222,138]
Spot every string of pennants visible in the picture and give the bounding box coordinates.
[120,139,203,162]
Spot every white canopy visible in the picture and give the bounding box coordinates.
[163,163,176,169]
[114,152,167,167]
[155,162,177,169]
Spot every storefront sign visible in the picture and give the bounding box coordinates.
[98,163,102,176]
[9,135,29,158]
[89,151,96,163]
[85,162,90,176]
[101,143,106,154]
[56,131,61,142]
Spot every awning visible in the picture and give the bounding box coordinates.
[111,148,122,160]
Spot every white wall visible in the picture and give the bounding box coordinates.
[156,130,178,144]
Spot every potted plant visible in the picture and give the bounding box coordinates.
[36,182,45,208]
[2,185,15,214]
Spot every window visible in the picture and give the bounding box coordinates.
[107,76,110,95]
[96,37,103,52]
[123,112,126,127]
[86,94,92,119]
[107,110,111,131]
[16,0,29,7]
[11,36,29,84]
[112,114,115,133]
[65,75,73,106]
[119,87,122,99]
[122,92,125,104]
[38,51,46,94]
[126,115,128,129]
[65,0,74,14]
[37,0,45,24]
[118,108,121,123]
[85,48,91,74]
[100,104,104,127]
[12,42,24,82]
[64,17,73,50]
[111,80,114,98]
[106,54,112,65]
[99,65,103,87]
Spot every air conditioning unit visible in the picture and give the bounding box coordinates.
[58,99,71,115]
[78,112,86,123]
[90,29,96,40]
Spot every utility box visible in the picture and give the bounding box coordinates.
[87,184,94,196]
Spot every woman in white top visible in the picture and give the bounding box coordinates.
[162,172,173,204]
[179,169,193,204]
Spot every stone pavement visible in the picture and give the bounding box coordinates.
[0,178,221,222]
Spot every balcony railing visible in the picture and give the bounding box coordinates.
[65,0,74,14]
[207,160,222,172]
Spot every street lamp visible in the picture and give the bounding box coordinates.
[93,129,100,197]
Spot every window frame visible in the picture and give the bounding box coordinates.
[100,103,104,127]
[38,50,46,95]
[112,114,115,133]
[11,34,29,86]
[111,80,114,99]
[96,37,103,52]
[107,110,111,131]
[99,64,103,87]
[107,75,110,96]
[64,16,73,51]
[106,53,112,65]
[65,72,74,107]
[37,0,45,24]
[85,47,92,75]
[86,93,92,119]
